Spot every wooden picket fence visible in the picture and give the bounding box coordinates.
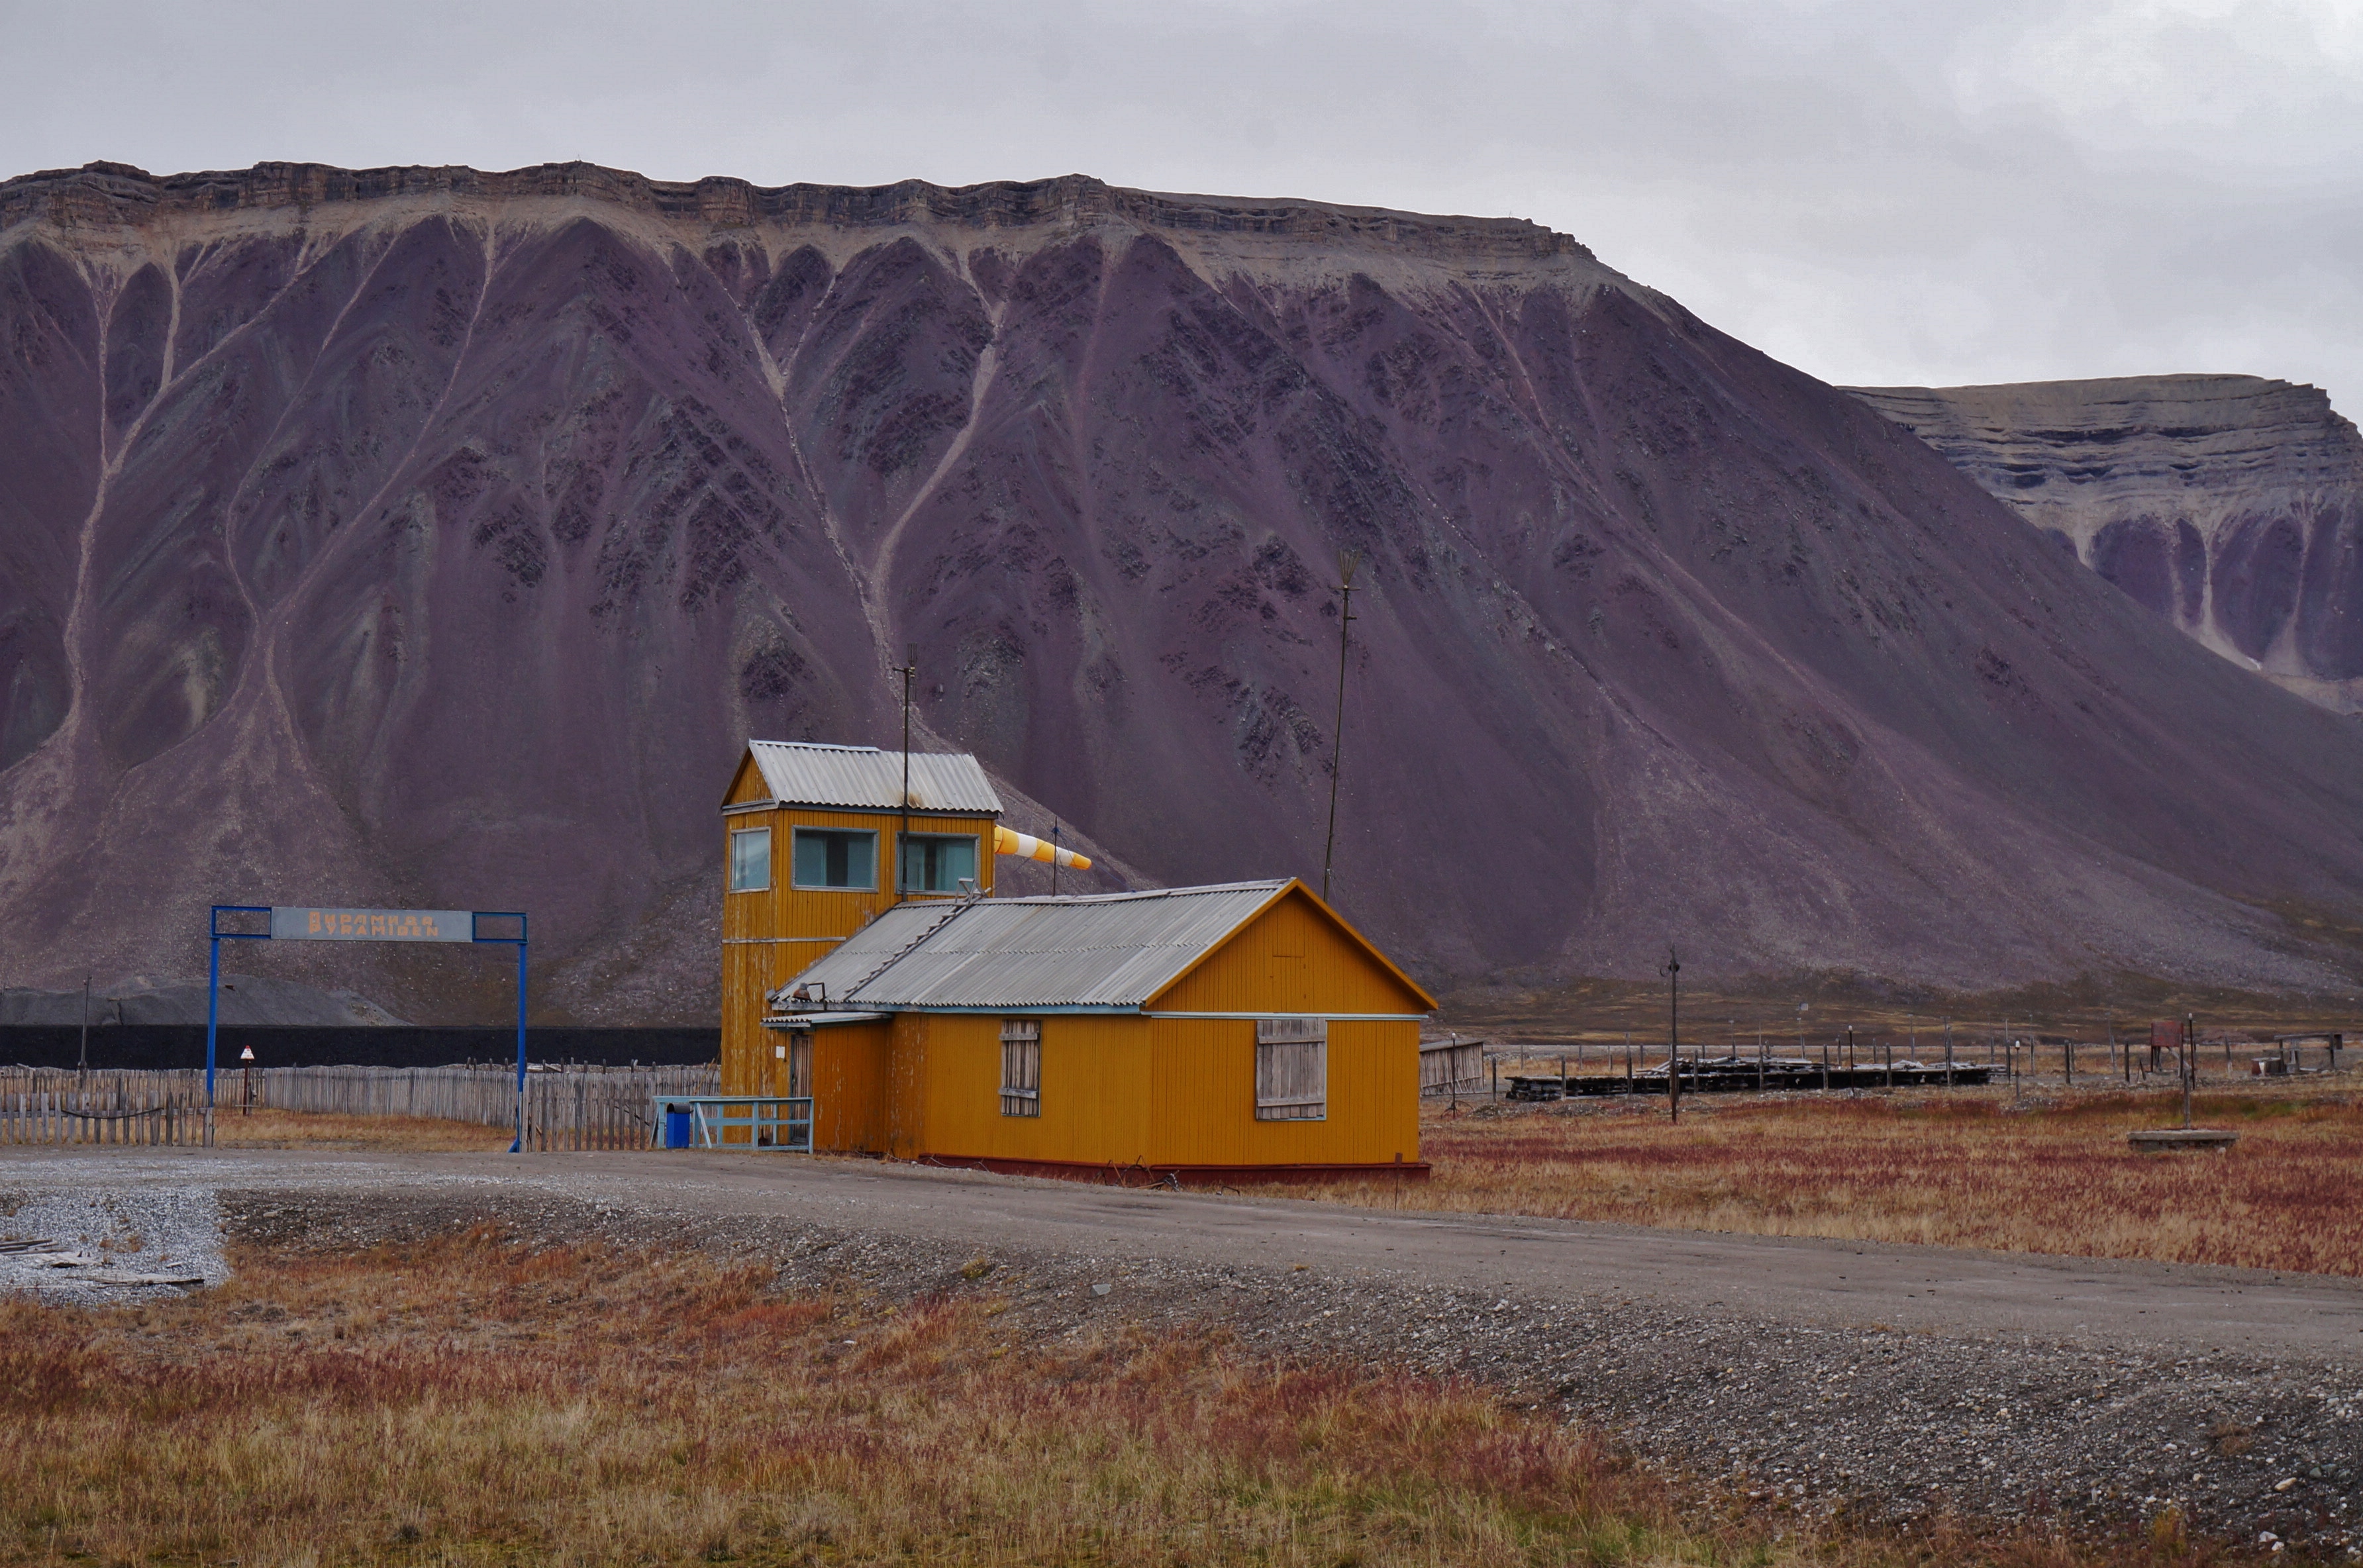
[517,1069,717,1152]
[0,1069,203,1146]
[0,1065,717,1152]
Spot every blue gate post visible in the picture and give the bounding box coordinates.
[513,926,528,1152]
[205,927,221,1110]
[472,912,530,1153]
[204,907,274,1149]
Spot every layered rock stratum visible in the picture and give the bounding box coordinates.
[4,160,2362,1019]
[1850,376,2363,714]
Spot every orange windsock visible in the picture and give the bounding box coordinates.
[994,824,1091,871]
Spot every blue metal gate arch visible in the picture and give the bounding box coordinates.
[206,906,530,1150]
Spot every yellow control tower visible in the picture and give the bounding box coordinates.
[718,741,1007,1093]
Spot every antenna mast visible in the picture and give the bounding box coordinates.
[1321,549,1361,903]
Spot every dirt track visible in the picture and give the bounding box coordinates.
[5,1146,2360,1549]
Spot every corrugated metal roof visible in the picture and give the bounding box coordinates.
[779,881,1291,1011]
[745,741,1003,813]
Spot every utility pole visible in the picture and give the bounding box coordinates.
[1321,550,1360,903]
[2184,1010,2196,1130]
[1664,948,1682,1124]
[77,975,89,1084]
[1050,815,1062,897]
[897,644,916,903]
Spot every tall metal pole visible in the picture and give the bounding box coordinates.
[1321,551,1360,903]
[899,644,916,902]
[205,934,220,1109]
[513,931,529,1153]
[205,929,220,1148]
[1050,816,1061,897]
[77,975,89,1083]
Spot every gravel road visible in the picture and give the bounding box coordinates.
[3,1146,2357,1554]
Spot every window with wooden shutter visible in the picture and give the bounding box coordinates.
[1255,1017,1327,1120]
[1000,1019,1041,1117]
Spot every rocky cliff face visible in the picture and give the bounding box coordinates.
[5,160,2363,1018]
[1849,377,2363,714]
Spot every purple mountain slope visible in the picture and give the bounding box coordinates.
[3,161,2361,1020]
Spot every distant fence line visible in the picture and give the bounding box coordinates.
[0,1065,719,1151]
[0,1025,721,1072]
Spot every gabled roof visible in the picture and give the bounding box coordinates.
[734,740,1002,814]
[776,881,1300,1012]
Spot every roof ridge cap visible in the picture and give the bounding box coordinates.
[752,739,881,753]
[991,879,1284,906]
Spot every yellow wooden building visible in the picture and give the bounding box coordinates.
[717,740,1437,1182]
[719,740,1003,1099]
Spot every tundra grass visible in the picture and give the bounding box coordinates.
[1284,1087,2363,1276]
[0,1230,2202,1567]
[207,1106,515,1151]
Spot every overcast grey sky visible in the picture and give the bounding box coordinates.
[7,0,2358,407]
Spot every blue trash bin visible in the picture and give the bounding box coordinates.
[663,1105,694,1149]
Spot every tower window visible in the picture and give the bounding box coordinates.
[792,828,877,890]
[1255,1017,1327,1120]
[1000,1018,1040,1117]
[899,832,980,893]
[728,828,772,893]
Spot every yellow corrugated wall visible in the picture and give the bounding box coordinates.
[886,1013,1154,1165]
[1148,889,1431,1017]
[872,1012,1417,1169]
[1146,1017,1420,1166]
[1143,885,1427,1167]
[809,1021,891,1153]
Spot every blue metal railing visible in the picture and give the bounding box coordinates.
[653,1095,814,1152]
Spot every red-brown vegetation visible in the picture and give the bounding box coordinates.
[1283,1088,2363,1276]
[0,1229,2239,1566]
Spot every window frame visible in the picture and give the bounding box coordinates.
[1254,1016,1328,1122]
[1000,1018,1041,1118]
[789,826,880,892]
[898,830,982,895]
[727,826,772,893]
